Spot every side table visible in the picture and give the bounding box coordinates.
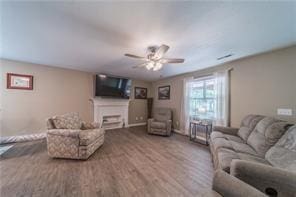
[189,120,212,145]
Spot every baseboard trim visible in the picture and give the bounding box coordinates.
[128,122,147,127]
[0,133,46,145]
[173,129,188,136]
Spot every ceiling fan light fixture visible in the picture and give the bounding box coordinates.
[153,62,163,71]
[146,62,154,70]
[125,44,184,71]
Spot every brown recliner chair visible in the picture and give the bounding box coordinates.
[147,108,172,136]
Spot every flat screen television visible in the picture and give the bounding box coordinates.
[95,74,131,99]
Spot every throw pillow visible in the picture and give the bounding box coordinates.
[52,112,82,129]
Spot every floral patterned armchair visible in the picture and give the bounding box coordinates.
[46,112,104,160]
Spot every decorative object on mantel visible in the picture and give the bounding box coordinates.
[7,73,33,90]
[134,87,147,99]
[147,97,153,119]
[158,85,170,100]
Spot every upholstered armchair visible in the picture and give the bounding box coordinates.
[46,112,104,160]
[147,108,172,136]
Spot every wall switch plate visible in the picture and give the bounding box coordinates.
[135,117,138,120]
[277,108,293,116]
[140,117,143,120]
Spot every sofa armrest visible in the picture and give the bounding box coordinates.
[147,119,154,133]
[81,121,100,130]
[230,160,296,197]
[47,129,80,138]
[212,170,266,197]
[213,126,239,135]
[148,118,154,126]
[166,120,172,135]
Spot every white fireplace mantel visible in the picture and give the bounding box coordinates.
[91,98,130,130]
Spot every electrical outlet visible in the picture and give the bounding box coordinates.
[140,116,143,120]
[277,108,293,116]
[135,117,138,120]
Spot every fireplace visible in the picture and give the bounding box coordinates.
[91,98,130,130]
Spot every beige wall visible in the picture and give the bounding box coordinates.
[129,80,152,125]
[152,46,296,132]
[1,46,295,136]
[0,59,152,137]
[0,59,94,137]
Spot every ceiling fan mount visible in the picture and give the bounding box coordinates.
[125,44,185,71]
[147,45,159,54]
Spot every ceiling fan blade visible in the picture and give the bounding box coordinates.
[132,62,149,68]
[125,53,146,60]
[152,44,170,60]
[159,58,185,64]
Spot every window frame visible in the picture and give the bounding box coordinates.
[189,76,215,119]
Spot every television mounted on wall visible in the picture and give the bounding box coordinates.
[95,74,131,99]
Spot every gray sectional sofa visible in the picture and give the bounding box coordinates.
[209,115,296,196]
[210,115,291,172]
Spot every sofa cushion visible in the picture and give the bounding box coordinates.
[211,131,225,139]
[211,137,257,156]
[237,115,264,142]
[217,148,240,172]
[211,131,244,143]
[150,128,168,135]
[224,134,244,143]
[79,128,105,146]
[81,122,100,130]
[47,129,80,138]
[247,117,288,157]
[154,108,171,122]
[230,141,258,156]
[151,121,167,129]
[46,118,56,129]
[212,138,233,151]
[216,148,270,172]
[237,153,270,165]
[265,125,296,171]
[52,112,82,129]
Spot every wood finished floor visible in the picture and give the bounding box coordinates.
[0,126,213,197]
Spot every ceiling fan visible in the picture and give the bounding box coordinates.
[125,44,185,71]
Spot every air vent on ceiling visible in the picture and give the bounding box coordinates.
[217,54,233,60]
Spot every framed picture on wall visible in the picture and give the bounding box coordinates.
[135,87,147,99]
[158,85,170,100]
[7,73,33,90]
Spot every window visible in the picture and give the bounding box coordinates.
[189,77,215,119]
[182,71,229,131]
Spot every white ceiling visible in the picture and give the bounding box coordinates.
[1,1,296,81]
